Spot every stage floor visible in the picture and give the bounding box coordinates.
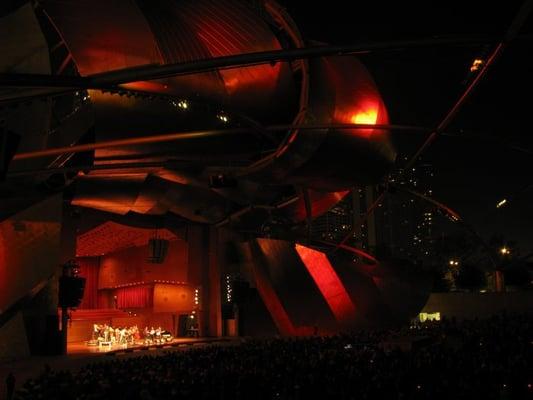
[67,337,232,355]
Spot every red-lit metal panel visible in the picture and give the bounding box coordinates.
[323,56,389,139]
[284,189,350,222]
[249,246,297,336]
[295,244,356,323]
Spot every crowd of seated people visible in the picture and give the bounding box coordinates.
[14,313,531,399]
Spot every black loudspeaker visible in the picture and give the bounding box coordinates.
[58,276,86,308]
[232,280,251,303]
[148,238,169,263]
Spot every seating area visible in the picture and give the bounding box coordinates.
[12,313,532,400]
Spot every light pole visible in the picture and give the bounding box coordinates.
[495,247,510,292]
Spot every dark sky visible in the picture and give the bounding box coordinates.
[281,0,533,253]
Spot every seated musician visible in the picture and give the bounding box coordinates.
[161,329,173,342]
[155,327,162,343]
[133,325,141,343]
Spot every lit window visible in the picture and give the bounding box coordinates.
[217,113,229,123]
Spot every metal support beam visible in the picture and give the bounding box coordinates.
[11,123,427,162]
[0,36,493,90]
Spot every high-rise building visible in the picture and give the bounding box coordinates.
[311,161,437,263]
[375,161,436,262]
[310,187,378,255]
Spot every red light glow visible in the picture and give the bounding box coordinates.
[323,56,388,139]
[295,244,356,323]
[350,108,378,125]
[333,99,383,139]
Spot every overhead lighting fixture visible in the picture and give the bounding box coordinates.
[496,199,507,208]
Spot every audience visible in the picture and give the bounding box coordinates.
[14,313,532,399]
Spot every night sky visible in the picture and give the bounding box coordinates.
[282,0,533,253]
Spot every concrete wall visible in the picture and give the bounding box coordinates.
[421,292,533,319]
[0,195,62,313]
[0,312,30,362]
[0,195,63,360]
[187,225,222,337]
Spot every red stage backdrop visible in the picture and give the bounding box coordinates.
[116,285,153,308]
[77,257,100,309]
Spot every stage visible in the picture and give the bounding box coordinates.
[68,337,233,355]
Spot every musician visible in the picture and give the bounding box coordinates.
[133,325,141,343]
[90,324,153,347]
[143,326,152,344]
[92,324,99,341]
[119,328,126,345]
[103,325,110,342]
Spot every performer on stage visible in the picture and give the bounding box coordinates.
[92,324,99,341]
[90,323,173,347]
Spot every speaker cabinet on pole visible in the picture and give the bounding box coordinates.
[58,276,86,308]
[148,238,169,263]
